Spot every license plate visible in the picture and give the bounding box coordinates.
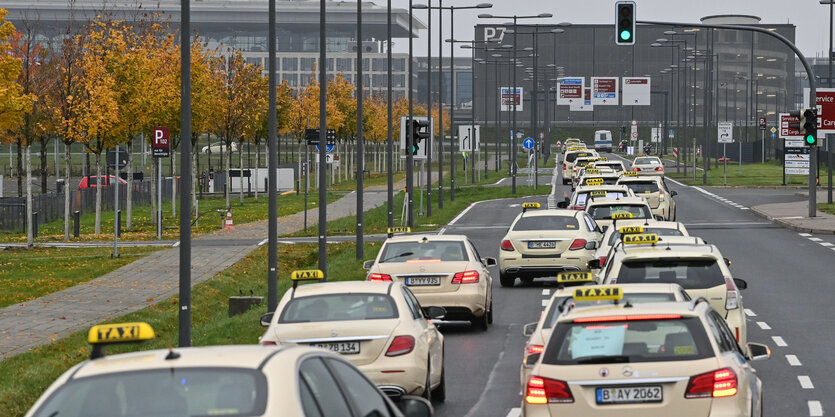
[312,342,360,354]
[528,241,556,249]
[406,276,441,286]
[596,386,662,404]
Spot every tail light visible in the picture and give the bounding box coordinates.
[724,277,739,310]
[386,335,415,357]
[452,270,479,284]
[569,239,587,250]
[598,256,607,266]
[659,192,666,202]
[524,344,545,366]
[369,273,392,282]
[500,239,515,251]
[525,376,573,404]
[527,344,545,355]
[632,167,640,172]
[260,341,277,346]
[655,166,664,171]
[685,368,737,398]
[563,162,567,170]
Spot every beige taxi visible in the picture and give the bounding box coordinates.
[631,156,665,176]
[572,168,621,191]
[363,234,494,330]
[260,277,446,401]
[597,234,749,347]
[584,196,655,231]
[618,175,678,221]
[499,203,602,287]
[591,221,690,267]
[25,322,434,417]
[558,184,634,211]
[520,282,692,387]
[521,288,770,417]
[562,150,598,185]
[570,156,601,185]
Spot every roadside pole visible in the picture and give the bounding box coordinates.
[157,157,162,239]
[114,145,119,258]
[178,0,193,347]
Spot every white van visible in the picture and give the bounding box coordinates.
[593,130,613,152]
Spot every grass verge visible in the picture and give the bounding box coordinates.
[0,241,381,417]
[666,160,830,187]
[819,203,835,215]
[0,247,162,309]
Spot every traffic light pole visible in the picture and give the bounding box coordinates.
[407,0,415,228]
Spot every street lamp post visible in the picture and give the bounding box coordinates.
[460,40,499,184]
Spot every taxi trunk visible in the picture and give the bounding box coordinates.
[276,319,399,366]
[528,358,719,417]
[511,231,579,257]
[376,261,472,294]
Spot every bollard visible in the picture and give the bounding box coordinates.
[32,212,38,238]
[228,295,264,317]
[73,211,80,238]
[116,210,122,238]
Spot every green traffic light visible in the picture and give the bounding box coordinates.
[620,30,632,41]
[805,134,816,145]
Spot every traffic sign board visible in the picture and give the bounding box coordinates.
[152,126,170,158]
[305,129,336,145]
[803,87,835,133]
[771,133,776,139]
[522,137,535,150]
[718,122,733,143]
[631,120,637,126]
[650,128,661,143]
[315,144,335,153]
[759,117,767,130]
[631,131,639,139]
[779,113,800,138]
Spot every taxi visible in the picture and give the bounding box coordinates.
[618,175,678,221]
[591,160,627,173]
[363,232,494,330]
[572,169,621,191]
[584,197,655,231]
[631,156,665,176]
[499,203,602,287]
[562,150,598,184]
[520,282,692,387]
[557,184,634,211]
[597,234,749,347]
[562,139,586,154]
[260,272,446,401]
[25,322,434,417]
[590,221,690,268]
[521,289,770,417]
[570,156,601,185]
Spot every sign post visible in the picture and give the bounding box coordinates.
[152,127,170,240]
[717,122,734,185]
[779,113,808,184]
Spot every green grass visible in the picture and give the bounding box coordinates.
[819,203,835,215]
[666,160,831,187]
[0,247,162,309]
[329,171,406,191]
[0,241,382,417]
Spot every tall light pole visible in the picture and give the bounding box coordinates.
[267,0,278,309]
[458,39,498,184]
[355,0,364,258]
[386,0,394,228]
[318,0,328,276]
[822,0,834,203]
[178,0,192,346]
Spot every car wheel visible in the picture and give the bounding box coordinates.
[471,312,488,331]
[432,362,446,403]
[499,272,515,287]
[422,360,432,402]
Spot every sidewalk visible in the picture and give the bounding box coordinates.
[0,180,404,360]
[750,190,835,234]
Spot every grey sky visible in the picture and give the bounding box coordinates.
[389,0,832,59]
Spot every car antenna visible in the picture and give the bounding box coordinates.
[165,344,181,360]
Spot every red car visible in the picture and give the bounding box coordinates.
[78,175,127,189]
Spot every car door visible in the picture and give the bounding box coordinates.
[467,240,492,308]
[401,287,443,385]
[298,357,354,417]
[325,357,402,417]
[708,311,758,416]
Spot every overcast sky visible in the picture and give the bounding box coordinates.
[389,0,833,59]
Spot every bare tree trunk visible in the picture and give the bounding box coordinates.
[40,139,48,194]
[26,145,33,247]
[94,152,102,235]
[16,143,22,197]
[239,141,244,205]
[254,141,260,202]
[126,137,133,229]
[63,141,72,240]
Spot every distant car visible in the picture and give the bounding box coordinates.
[77,175,127,189]
[201,142,238,154]
[593,130,613,152]
[631,156,665,176]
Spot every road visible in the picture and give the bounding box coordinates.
[429,152,831,417]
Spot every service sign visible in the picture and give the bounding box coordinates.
[152,127,170,158]
[591,77,619,105]
[803,88,835,133]
[717,122,734,144]
[571,87,594,112]
[779,113,802,139]
[500,87,523,112]
[558,77,585,106]
[622,77,651,106]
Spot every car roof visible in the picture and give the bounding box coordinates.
[618,176,663,183]
[585,197,649,206]
[559,300,704,323]
[384,234,468,243]
[291,281,397,297]
[574,184,630,192]
[516,208,582,218]
[550,283,685,301]
[605,219,679,229]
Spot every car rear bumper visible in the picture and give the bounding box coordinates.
[413,289,487,319]
[361,356,427,397]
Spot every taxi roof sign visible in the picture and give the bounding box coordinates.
[291,269,325,280]
[585,169,601,174]
[611,212,634,220]
[88,322,155,345]
[623,233,659,245]
[557,272,595,284]
[618,226,644,234]
[573,286,623,301]
[522,202,541,209]
[387,226,411,234]
[597,157,608,161]
[623,171,639,176]
[589,190,607,197]
[585,178,604,186]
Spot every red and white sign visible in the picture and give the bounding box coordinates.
[499,87,523,112]
[571,87,594,112]
[591,77,618,105]
[779,113,801,139]
[673,148,679,158]
[152,126,170,158]
[622,77,651,106]
[803,87,835,133]
[558,77,584,106]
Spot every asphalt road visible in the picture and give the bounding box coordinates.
[428,152,832,417]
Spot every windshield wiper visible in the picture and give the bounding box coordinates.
[380,252,414,262]
[575,355,631,364]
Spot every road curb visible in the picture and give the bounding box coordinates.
[749,205,835,234]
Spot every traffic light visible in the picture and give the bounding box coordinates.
[615,1,636,46]
[789,108,819,147]
[410,119,431,155]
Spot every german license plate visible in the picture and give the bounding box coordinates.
[406,276,441,286]
[312,342,360,354]
[596,386,662,404]
[528,241,556,249]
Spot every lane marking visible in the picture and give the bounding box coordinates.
[685,222,771,227]
[744,309,757,317]
[799,233,813,237]
[787,354,802,366]
[258,239,268,246]
[772,336,787,347]
[821,242,834,247]
[541,299,549,307]
[542,289,551,296]
[172,241,181,247]
[505,408,521,417]
[809,237,823,242]
[664,177,689,187]
[756,321,771,330]
[809,401,823,417]
[799,375,815,389]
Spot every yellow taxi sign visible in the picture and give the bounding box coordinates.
[291,269,325,280]
[585,169,601,174]
[557,272,594,284]
[589,190,607,197]
[88,322,155,345]
[568,146,584,151]
[623,171,639,176]
[597,157,608,161]
[618,226,644,234]
[585,178,604,186]
[576,152,590,157]
[583,163,595,169]
[623,233,659,245]
[573,286,623,301]
[610,212,634,220]
[386,226,411,234]
[522,202,541,209]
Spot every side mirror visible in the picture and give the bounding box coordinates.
[733,278,748,290]
[670,190,678,197]
[424,306,447,320]
[654,215,665,221]
[362,260,375,270]
[746,342,771,361]
[724,257,732,267]
[556,201,569,209]
[397,395,434,417]
[584,241,598,250]
[260,312,274,327]
[482,257,498,267]
[522,322,538,337]
[587,259,601,269]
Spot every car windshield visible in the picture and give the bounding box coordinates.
[566,153,590,163]
[634,158,661,165]
[608,227,684,246]
[623,181,660,194]
[32,368,267,417]
[280,293,398,322]
[615,259,725,289]
[588,205,652,220]
[543,293,679,329]
[513,215,580,231]
[575,192,627,207]
[543,317,712,364]
[379,241,468,262]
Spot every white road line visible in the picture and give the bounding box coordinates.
[809,401,823,417]
[821,242,834,247]
[744,309,757,317]
[445,202,480,230]
[799,375,815,389]
[664,177,689,188]
[685,222,770,226]
[542,289,551,296]
[541,299,549,307]
[772,336,788,347]
[505,408,521,417]
[831,247,835,251]
[799,233,813,237]
[809,237,823,242]
[258,239,268,246]
[786,354,802,366]
[740,207,750,210]
[172,241,181,247]
[756,321,771,330]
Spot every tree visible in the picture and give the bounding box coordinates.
[188,37,221,213]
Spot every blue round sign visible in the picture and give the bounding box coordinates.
[316,144,335,153]
[523,137,535,150]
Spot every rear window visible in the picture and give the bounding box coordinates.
[595,163,624,170]
[634,158,661,165]
[513,216,579,231]
[607,227,684,246]
[575,192,627,207]
[566,152,590,163]
[280,293,398,322]
[543,293,679,329]
[615,259,725,289]
[543,317,712,364]
[379,241,468,262]
[623,181,660,194]
[588,205,652,220]
[32,368,267,417]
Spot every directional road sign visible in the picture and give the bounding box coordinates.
[522,137,535,150]
[718,122,734,143]
[315,144,335,153]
